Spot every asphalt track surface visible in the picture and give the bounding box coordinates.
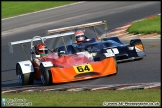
[1,1,161,89]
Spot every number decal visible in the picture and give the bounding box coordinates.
[84,65,90,71]
[77,66,84,72]
[73,64,93,74]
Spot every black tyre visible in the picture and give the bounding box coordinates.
[40,64,52,86]
[16,64,34,85]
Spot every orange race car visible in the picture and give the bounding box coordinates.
[8,31,117,86]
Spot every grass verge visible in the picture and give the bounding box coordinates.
[2,89,161,107]
[2,1,76,19]
[127,15,161,35]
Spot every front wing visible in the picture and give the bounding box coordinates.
[50,57,117,83]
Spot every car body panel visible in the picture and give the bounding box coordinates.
[50,57,116,83]
[102,36,146,62]
[34,53,116,83]
[17,60,34,74]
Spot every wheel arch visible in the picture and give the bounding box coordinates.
[16,60,34,75]
[130,38,142,46]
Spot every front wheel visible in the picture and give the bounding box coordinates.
[16,64,34,85]
[39,64,52,86]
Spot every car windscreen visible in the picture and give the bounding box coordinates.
[58,45,76,54]
[103,40,123,47]
[85,42,106,50]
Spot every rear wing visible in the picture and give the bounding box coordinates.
[47,20,108,35]
[8,31,74,54]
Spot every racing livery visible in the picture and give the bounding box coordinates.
[8,32,117,86]
[47,21,146,62]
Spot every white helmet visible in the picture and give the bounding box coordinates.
[75,29,85,43]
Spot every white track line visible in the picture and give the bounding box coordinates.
[2,2,84,20]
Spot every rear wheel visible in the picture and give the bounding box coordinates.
[40,64,52,86]
[16,64,34,85]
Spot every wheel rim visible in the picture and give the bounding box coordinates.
[41,75,45,84]
[40,66,46,84]
[17,65,23,84]
[18,75,22,84]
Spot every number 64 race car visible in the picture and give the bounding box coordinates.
[8,32,117,86]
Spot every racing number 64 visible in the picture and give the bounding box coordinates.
[73,64,93,74]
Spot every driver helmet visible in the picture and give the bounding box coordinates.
[75,29,85,43]
[35,43,48,57]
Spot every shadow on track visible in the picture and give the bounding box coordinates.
[1,69,15,72]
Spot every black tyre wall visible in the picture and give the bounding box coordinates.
[16,64,34,85]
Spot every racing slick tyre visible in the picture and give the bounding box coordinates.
[16,64,34,85]
[40,64,52,86]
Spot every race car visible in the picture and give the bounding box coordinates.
[101,36,146,62]
[47,21,146,62]
[8,32,117,86]
[53,40,117,62]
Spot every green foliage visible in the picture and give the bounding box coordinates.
[2,89,161,106]
[2,1,76,18]
[127,15,161,34]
